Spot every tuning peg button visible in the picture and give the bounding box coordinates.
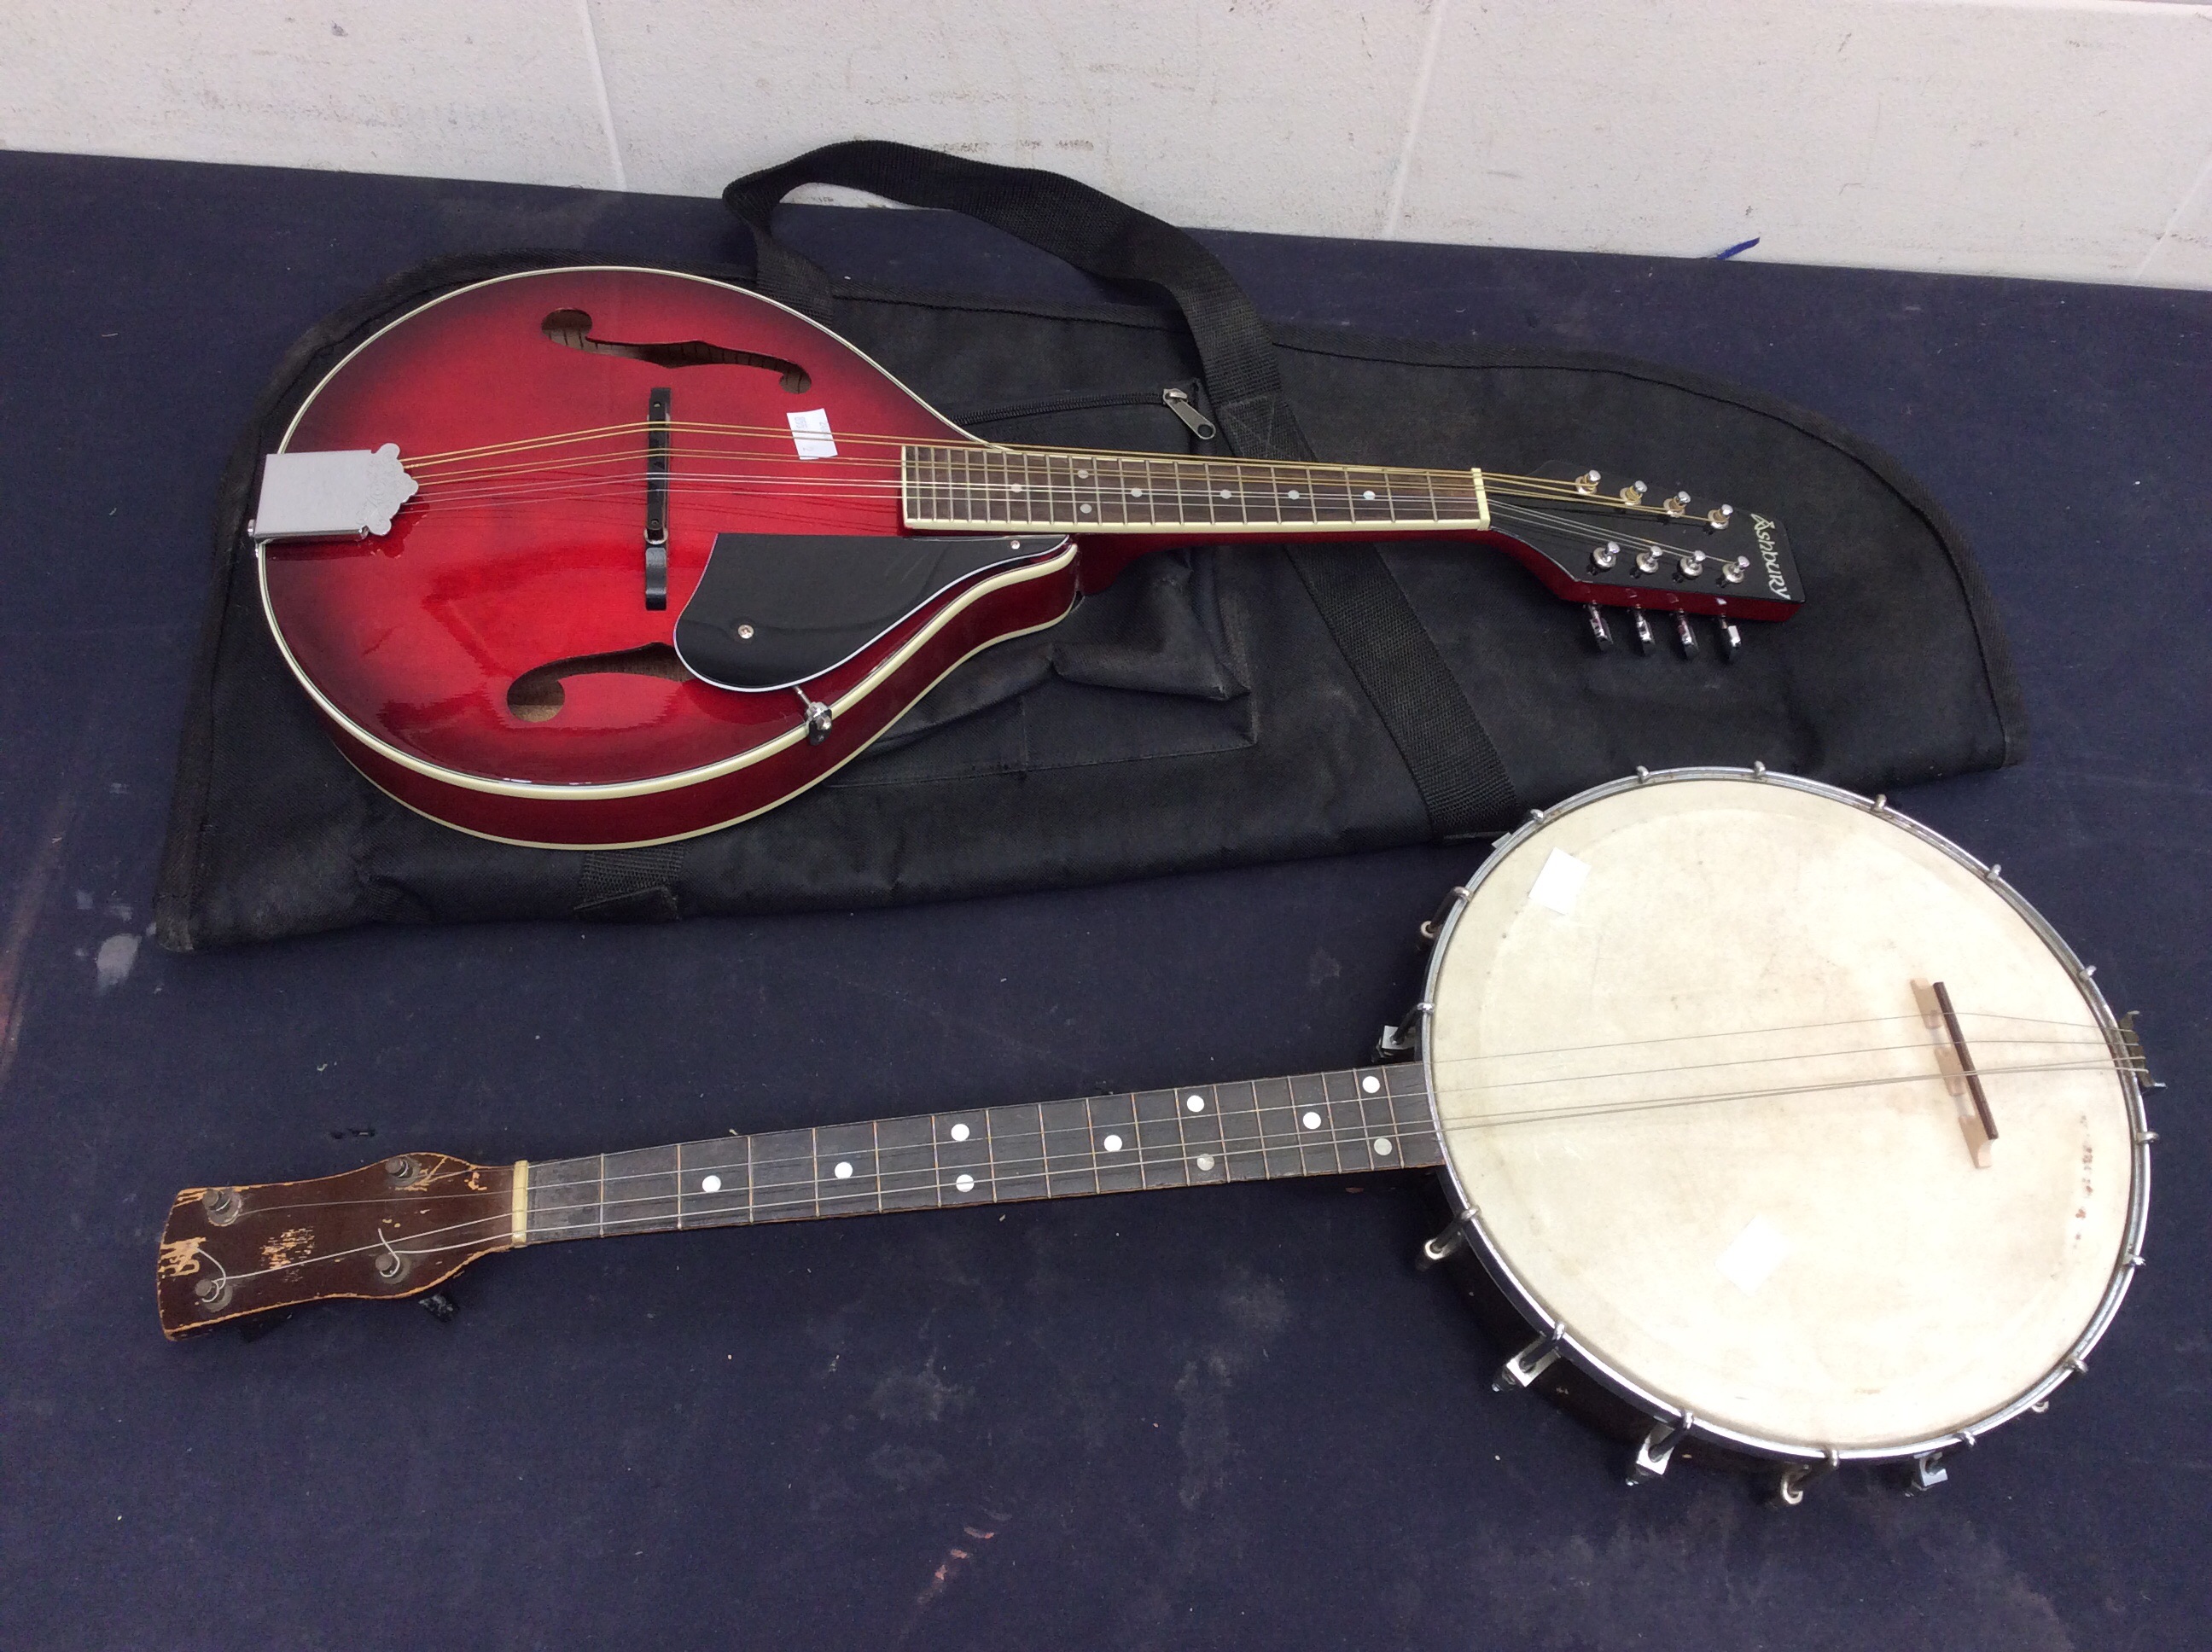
[1631,611,1656,654]
[1716,617,1743,661]
[1674,614,1698,658]
[1585,603,1615,652]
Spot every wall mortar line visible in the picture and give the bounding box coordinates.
[2133,135,2212,283]
[576,0,626,193]
[1382,0,1452,239]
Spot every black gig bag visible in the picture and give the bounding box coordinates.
[155,143,2023,947]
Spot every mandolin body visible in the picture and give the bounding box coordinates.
[260,265,1799,847]
[263,265,1086,847]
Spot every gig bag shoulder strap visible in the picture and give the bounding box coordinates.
[723,141,1518,835]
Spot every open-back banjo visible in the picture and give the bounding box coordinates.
[155,771,2157,1498]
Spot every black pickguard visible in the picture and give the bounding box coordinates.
[673,533,1068,691]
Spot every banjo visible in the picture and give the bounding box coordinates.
[154,770,2156,1498]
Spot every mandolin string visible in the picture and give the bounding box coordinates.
[406,468,1643,518]
[196,1045,2149,1293]
[392,445,1709,539]
[399,463,1602,512]
[390,472,1708,561]
[405,456,1610,512]
[397,418,1673,503]
[395,429,1700,521]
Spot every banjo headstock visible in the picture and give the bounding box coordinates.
[156,1153,515,1338]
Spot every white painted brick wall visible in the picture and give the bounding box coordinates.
[2,0,2207,288]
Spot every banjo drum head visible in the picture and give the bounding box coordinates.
[1425,771,2145,1459]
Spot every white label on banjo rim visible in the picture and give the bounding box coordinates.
[1716,1216,1791,1295]
[1527,848,1592,916]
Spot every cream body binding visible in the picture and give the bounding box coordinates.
[1424,771,2146,1458]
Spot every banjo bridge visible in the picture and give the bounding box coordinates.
[1914,979,1999,1168]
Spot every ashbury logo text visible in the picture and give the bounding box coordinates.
[1752,514,1790,598]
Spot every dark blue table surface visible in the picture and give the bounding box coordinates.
[0,151,2204,1650]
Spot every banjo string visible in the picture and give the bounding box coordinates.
[1429,1030,2116,1094]
[201,1047,2145,1287]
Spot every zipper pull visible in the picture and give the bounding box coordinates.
[1162,386,1217,440]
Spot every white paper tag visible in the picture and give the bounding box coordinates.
[787,409,837,460]
[1527,848,1591,916]
[1716,1216,1790,1295]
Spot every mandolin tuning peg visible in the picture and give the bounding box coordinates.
[1715,616,1743,661]
[1631,611,1656,654]
[1584,603,1615,652]
[1674,614,1698,659]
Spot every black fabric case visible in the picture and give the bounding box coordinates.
[154,143,2024,948]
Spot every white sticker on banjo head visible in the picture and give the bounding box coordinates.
[1716,1216,1790,1295]
[1526,848,1591,916]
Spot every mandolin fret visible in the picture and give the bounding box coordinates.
[522,1066,1438,1245]
[902,445,1487,534]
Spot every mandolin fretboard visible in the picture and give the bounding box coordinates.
[901,445,1489,534]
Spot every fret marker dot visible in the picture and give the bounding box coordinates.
[1287,489,1301,500]
[1185,1094,1205,1113]
[1079,504,1092,515]
[1301,1110,1323,1131]
[949,1122,970,1142]
[701,1174,722,1193]
[1077,470,1090,479]
[1374,1137,1394,1156]
[1102,1134,1124,1153]
[1010,482,1023,492]
[1196,1154,1216,1172]
[1220,489,1232,500]
[1130,487,1144,497]
[1361,1075,1381,1095]
[954,1172,975,1193]
[834,1161,854,1180]
[1363,490,1377,501]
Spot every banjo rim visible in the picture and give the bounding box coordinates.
[1416,765,2152,1467]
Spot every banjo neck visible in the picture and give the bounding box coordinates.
[521,1063,1441,1242]
[157,1064,1441,1335]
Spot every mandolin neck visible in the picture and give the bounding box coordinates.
[901,443,1492,538]
[520,1064,1441,1246]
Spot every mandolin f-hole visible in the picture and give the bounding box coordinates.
[507,643,694,722]
[541,309,812,392]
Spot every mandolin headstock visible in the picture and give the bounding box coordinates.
[1480,470,1805,627]
[156,1153,515,1339]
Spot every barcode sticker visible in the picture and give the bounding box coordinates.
[787,409,837,460]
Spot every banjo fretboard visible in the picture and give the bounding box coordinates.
[522,1065,1441,1243]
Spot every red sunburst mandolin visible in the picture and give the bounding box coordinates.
[251,266,1803,847]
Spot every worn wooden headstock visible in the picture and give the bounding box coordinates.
[156,1152,515,1339]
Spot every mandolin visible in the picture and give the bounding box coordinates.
[158,771,2153,1499]
[250,267,1803,848]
